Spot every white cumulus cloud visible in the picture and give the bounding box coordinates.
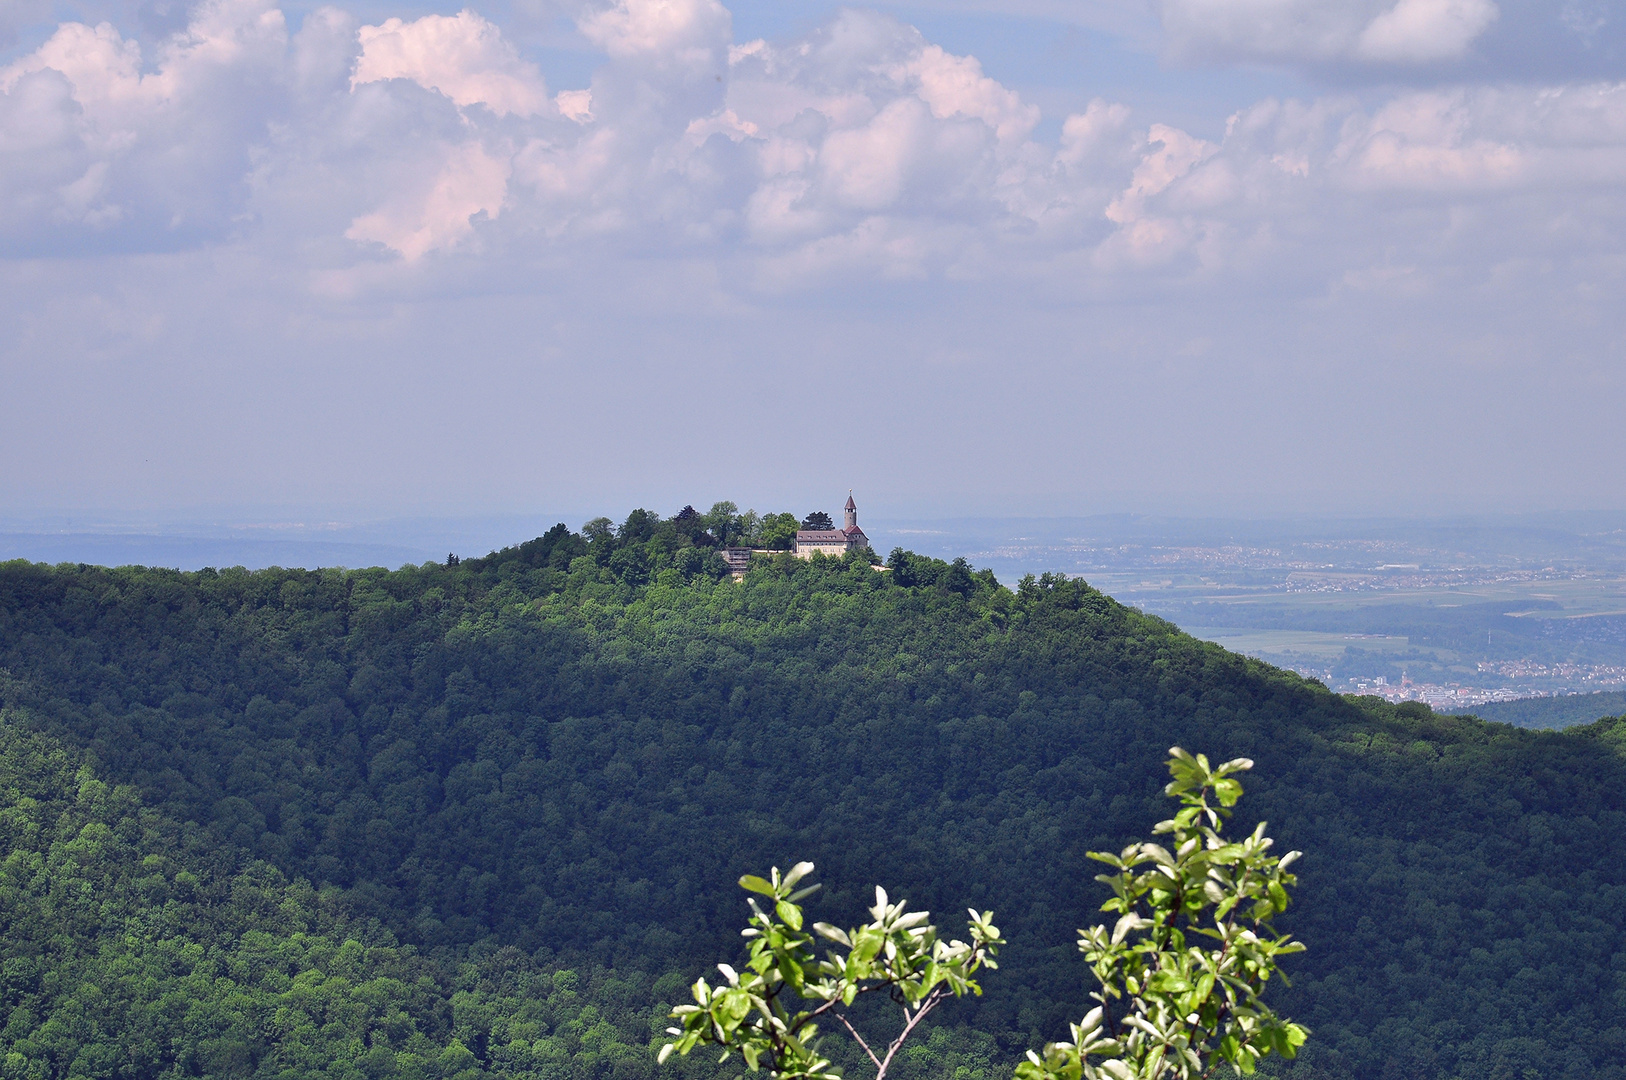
[0,0,288,243]
[1355,0,1500,61]
[892,44,1039,146]
[1156,0,1500,66]
[1107,123,1218,224]
[0,21,144,109]
[346,140,511,259]
[352,10,549,117]
[578,0,731,62]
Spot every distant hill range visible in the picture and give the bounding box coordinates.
[1444,690,1626,729]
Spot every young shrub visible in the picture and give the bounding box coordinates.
[1018,749,1307,1080]
[659,863,1003,1080]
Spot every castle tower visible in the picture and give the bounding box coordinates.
[844,492,858,531]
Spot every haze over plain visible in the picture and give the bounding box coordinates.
[3,0,1625,518]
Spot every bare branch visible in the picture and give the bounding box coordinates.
[875,987,948,1080]
[832,1012,884,1072]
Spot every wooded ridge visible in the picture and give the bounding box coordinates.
[1,506,1623,1079]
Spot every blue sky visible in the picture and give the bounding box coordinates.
[3,0,1625,524]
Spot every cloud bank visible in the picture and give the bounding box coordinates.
[2,0,1623,292]
[2,0,1626,516]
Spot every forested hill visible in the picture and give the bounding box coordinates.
[1446,690,1626,729]
[3,507,1626,1080]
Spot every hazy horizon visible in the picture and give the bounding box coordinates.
[7,504,1625,571]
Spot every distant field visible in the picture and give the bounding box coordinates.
[1104,574,1626,623]
[1443,691,1626,730]
[1183,627,1421,660]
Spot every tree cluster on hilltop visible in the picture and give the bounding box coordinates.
[462,505,827,584]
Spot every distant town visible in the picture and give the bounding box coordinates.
[1278,663,1626,708]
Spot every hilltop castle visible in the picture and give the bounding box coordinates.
[794,494,869,558]
[718,494,872,578]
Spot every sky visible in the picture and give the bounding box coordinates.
[4,0,1626,527]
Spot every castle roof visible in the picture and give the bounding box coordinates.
[845,494,857,511]
[796,530,848,543]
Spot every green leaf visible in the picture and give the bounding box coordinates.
[739,875,778,897]
[783,862,816,888]
[812,922,851,946]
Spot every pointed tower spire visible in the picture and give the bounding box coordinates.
[844,491,858,531]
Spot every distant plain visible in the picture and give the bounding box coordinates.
[896,512,1626,707]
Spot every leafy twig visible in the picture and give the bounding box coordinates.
[659,863,1003,1080]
